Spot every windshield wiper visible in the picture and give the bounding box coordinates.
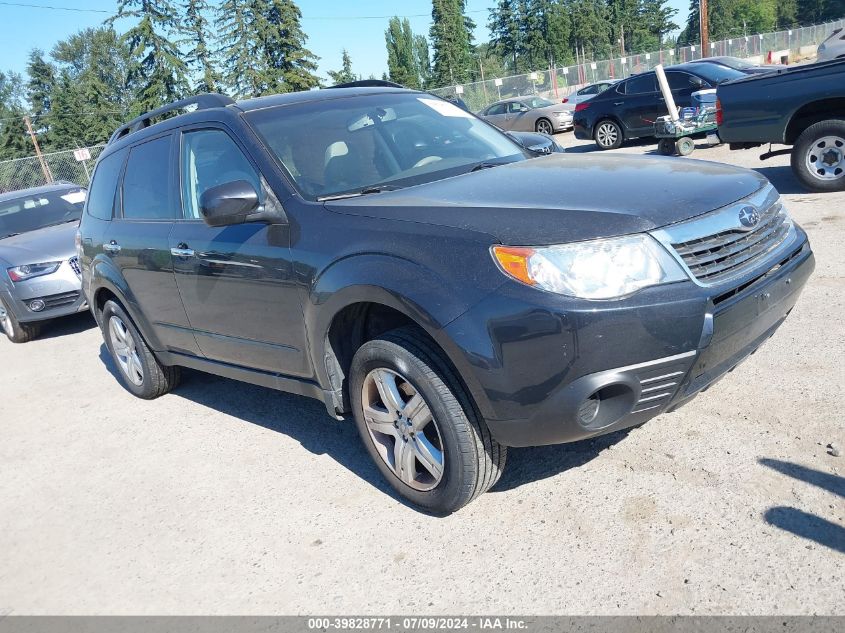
[470,161,503,172]
[317,184,401,201]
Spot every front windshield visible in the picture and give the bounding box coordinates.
[0,188,86,239]
[524,96,556,108]
[245,93,525,200]
[687,63,746,84]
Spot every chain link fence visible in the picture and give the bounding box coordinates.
[0,145,105,194]
[430,18,845,112]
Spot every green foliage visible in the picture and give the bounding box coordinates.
[217,0,319,98]
[181,0,220,93]
[0,71,30,161]
[111,0,189,113]
[430,0,476,84]
[385,17,431,89]
[327,50,358,85]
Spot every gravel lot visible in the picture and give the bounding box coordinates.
[1,136,843,615]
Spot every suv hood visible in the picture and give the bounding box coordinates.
[325,153,767,245]
[0,221,79,266]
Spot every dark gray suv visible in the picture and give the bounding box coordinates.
[78,87,814,513]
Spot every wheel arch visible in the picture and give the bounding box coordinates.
[784,99,845,144]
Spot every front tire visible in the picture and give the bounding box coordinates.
[350,326,506,514]
[0,297,41,343]
[535,118,553,135]
[594,119,623,150]
[101,300,180,399]
[791,119,845,192]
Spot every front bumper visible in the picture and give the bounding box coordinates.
[444,239,814,447]
[553,114,573,131]
[1,260,87,323]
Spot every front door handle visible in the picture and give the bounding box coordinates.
[614,101,624,106]
[170,243,195,258]
[103,240,121,254]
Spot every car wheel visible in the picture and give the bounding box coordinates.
[657,138,675,155]
[675,137,695,156]
[535,118,553,135]
[350,326,507,514]
[101,299,180,399]
[0,296,41,343]
[791,120,845,192]
[594,119,622,150]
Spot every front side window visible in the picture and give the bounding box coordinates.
[181,129,261,220]
[0,187,87,239]
[507,101,526,113]
[121,135,178,220]
[246,93,525,201]
[666,71,697,91]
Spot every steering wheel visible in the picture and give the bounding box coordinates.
[413,156,443,168]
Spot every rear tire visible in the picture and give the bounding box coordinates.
[349,326,506,514]
[594,119,623,150]
[101,300,180,399]
[0,297,41,343]
[791,119,845,192]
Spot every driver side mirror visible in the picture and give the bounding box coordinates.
[519,106,530,112]
[200,180,263,227]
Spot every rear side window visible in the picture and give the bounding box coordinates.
[624,74,657,94]
[121,135,178,220]
[486,103,506,115]
[86,149,126,220]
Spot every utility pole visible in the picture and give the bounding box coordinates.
[700,0,710,58]
[23,116,53,183]
[619,23,626,57]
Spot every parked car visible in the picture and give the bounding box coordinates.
[817,28,845,62]
[573,62,746,149]
[561,81,617,105]
[686,56,778,75]
[0,182,87,343]
[480,95,573,134]
[717,58,845,191]
[79,88,813,513]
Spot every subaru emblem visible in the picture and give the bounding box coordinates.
[738,206,760,228]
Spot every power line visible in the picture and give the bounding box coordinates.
[0,1,110,13]
[0,0,489,20]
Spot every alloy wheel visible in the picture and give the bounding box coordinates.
[109,316,144,386]
[0,301,11,337]
[596,122,619,148]
[361,368,445,491]
[806,136,845,181]
[536,119,553,135]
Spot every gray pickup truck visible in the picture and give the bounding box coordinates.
[716,59,845,192]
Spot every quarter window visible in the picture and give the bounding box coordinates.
[181,129,262,220]
[86,149,126,220]
[121,136,178,220]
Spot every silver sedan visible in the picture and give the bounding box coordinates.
[0,182,88,343]
[480,96,573,135]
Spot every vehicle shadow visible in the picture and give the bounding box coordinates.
[38,311,97,340]
[753,166,810,195]
[97,344,631,508]
[759,457,845,553]
[491,429,630,492]
[96,345,410,508]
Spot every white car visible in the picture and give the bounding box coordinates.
[817,28,845,62]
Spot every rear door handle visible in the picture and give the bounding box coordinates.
[170,243,195,258]
[103,240,121,254]
[614,101,624,106]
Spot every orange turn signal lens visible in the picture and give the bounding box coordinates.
[492,246,536,286]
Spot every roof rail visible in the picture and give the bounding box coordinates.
[108,93,236,144]
[327,79,406,89]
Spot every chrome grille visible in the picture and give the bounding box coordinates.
[652,186,794,287]
[69,256,81,276]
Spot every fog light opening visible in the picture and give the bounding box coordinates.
[578,394,600,425]
[577,383,637,430]
[28,299,45,312]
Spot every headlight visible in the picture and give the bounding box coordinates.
[554,111,570,117]
[492,234,688,299]
[7,261,62,282]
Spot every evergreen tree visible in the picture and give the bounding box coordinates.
[414,35,433,88]
[0,71,30,161]
[181,0,220,93]
[430,0,476,85]
[216,0,257,97]
[327,50,358,85]
[26,51,56,120]
[640,0,678,49]
[567,0,612,60]
[386,17,421,88]
[110,0,189,113]
[488,0,521,71]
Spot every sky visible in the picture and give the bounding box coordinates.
[0,0,691,87]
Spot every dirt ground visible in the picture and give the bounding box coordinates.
[1,136,842,615]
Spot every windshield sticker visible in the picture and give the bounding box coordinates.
[61,191,87,204]
[417,98,474,119]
